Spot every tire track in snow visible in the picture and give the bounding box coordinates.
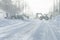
[0,20,41,40]
[0,21,32,40]
[48,24,57,40]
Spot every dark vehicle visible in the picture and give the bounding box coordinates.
[39,14,49,20]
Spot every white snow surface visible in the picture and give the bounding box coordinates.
[0,15,60,40]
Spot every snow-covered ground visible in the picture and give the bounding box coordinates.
[0,19,24,27]
[0,15,60,40]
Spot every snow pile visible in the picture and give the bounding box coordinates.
[0,19,24,27]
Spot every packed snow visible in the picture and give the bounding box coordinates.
[0,15,60,40]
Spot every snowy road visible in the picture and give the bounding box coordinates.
[0,18,60,40]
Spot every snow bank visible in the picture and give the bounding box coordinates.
[0,19,24,27]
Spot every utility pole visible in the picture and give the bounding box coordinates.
[59,0,60,13]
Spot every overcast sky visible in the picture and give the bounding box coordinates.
[11,0,54,14]
[25,0,54,14]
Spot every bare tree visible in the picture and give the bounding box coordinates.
[0,0,24,19]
